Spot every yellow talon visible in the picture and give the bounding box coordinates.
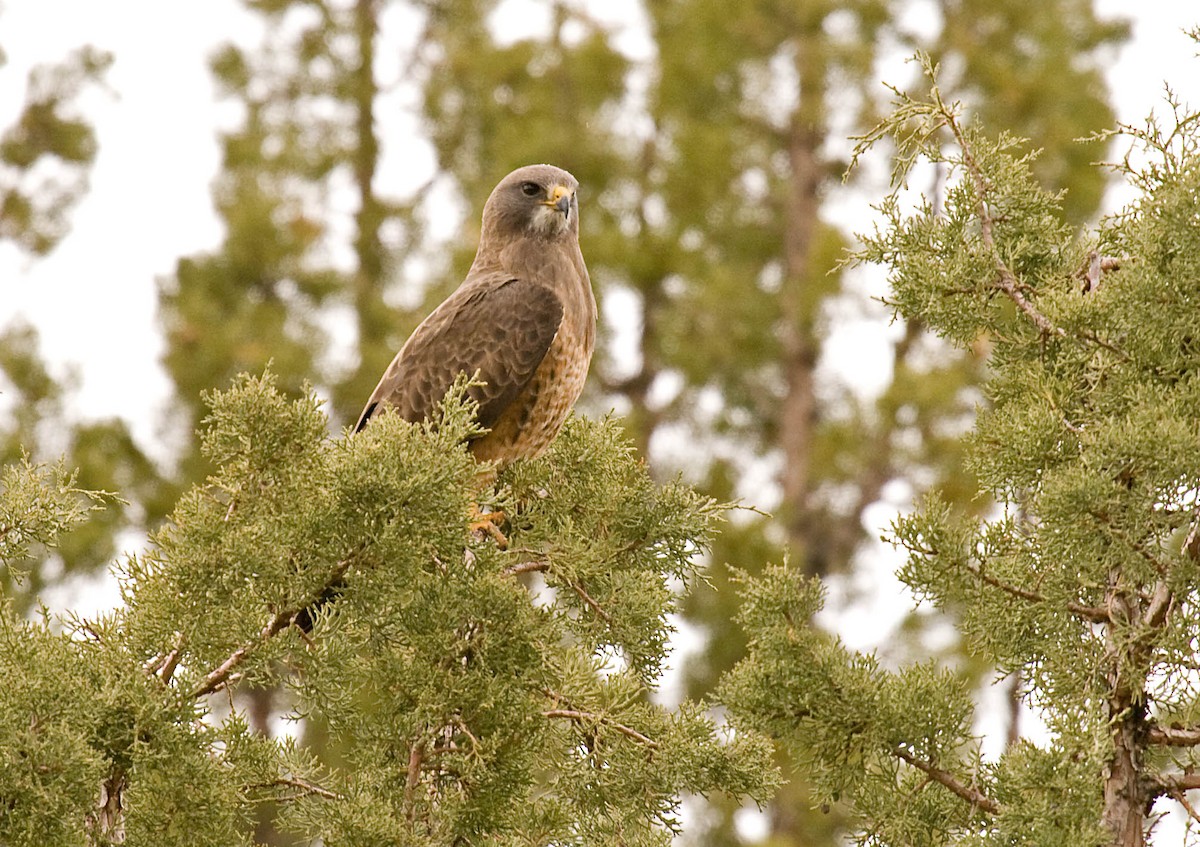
[468,504,509,549]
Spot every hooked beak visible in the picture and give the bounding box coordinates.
[546,184,572,219]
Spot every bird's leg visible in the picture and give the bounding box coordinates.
[468,503,509,549]
[467,464,508,548]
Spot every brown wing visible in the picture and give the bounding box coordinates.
[355,272,564,435]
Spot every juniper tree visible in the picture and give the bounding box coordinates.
[721,55,1200,846]
[1,373,775,846]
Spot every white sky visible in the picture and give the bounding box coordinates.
[2,3,1200,841]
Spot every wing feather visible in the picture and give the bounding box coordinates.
[355,271,564,434]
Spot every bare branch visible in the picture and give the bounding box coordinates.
[1167,786,1200,826]
[892,746,999,815]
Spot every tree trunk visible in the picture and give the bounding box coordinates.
[779,38,827,574]
[1101,572,1147,847]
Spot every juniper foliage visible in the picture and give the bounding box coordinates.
[721,55,1200,846]
[1,373,775,846]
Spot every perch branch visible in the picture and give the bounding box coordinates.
[500,559,550,577]
[404,737,426,820]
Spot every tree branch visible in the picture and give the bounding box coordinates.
[404,737,426,821]
[1143,579,1173,630]
[1166,786,1200,826]
[958,557,1109,623]
[191,546,364,698]
[569,579,614,624]
[1159,773,1200,792]
[251,776,343,802]
[542,709,659,749]
[930,87,1063,340]
[1148,725,1200,747]
[500,557,613,623]
[500,559,549,577]
[891,746,999,815]
[1075,250,1124,293]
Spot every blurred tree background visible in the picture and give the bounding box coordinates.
[0,25,173,613]
[1,1,1131,844]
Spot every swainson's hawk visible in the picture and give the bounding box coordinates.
[356,164,595,465]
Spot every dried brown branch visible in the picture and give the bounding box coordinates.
[891,746,999,815]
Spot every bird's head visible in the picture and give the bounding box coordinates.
[482,164,580,241]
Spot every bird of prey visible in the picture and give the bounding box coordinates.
[355,164,596,466]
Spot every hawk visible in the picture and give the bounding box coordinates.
[356,164,596,465]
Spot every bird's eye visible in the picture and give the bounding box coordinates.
[520,181,541,197]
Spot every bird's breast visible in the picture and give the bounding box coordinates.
[469,317,592,464]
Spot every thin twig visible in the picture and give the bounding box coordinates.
[542,709,659,749]
[892,746,999,815]
[934,89,1063,340]
[1087,509,1171,576]
[501,558,613,623]
[569,580,614,624]
[1167,787,1200,826]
